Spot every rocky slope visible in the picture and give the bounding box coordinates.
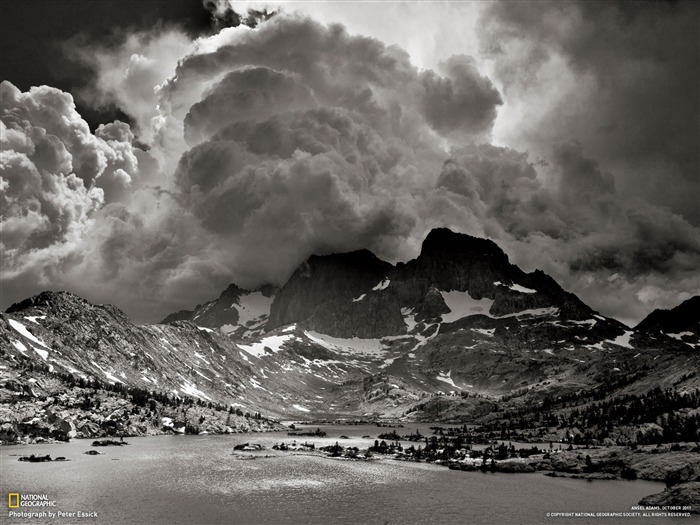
[0,291,390,443]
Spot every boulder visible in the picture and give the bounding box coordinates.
[0,422,18,443]
[639,482,700,513]
[77,421,101,438]
[415,287,450,322]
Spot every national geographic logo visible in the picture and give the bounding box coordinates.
[7,492,98,519]
[7,492,57,508]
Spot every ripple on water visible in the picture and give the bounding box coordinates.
[1,435,674,525]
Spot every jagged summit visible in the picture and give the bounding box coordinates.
[266,249,396,336]
[396,228,521,302]
[6,290,130,322]
[420,228,511,262]
[260,228,603,337]
[160,283,277,338]
[7,291,91,313]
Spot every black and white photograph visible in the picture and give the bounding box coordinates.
[1,1,699,523]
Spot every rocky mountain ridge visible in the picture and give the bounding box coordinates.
[265,228,596,338]
[635,296,700,346]
[2,229,698,444]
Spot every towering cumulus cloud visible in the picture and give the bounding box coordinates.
[0,82,150,301]
[1,7,698,325]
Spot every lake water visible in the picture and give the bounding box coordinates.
[1,425,681,525]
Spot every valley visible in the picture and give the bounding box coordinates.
[1,229,698,452]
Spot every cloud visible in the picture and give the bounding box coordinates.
[0,81,159,313]
[153,14,503,286]
[2,9,698,326]
[479,0,700,225]
[67,29,193,143]
[422,55,502,139]
[176,107,419,274]
[204,0,277,30]
[159,15,501,144]
[183,67,318,145]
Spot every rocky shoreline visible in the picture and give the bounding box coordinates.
[7,421,698,513]
[225,438,699,513]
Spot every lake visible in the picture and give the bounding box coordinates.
[1,425,679,525]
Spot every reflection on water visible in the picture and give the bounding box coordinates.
[1,427,673,525]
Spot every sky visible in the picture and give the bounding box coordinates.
[1,0,698,326]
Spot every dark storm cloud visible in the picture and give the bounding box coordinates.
[152,14,505,289]
[204,0,277,30]
[422,55,503,138]
[183,67,318,145]
[160,15,502,139]
[479,0,700,224]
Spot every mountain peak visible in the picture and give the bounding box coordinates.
[636,296,700,335]
[160,283,277,337]
[266,247,397,336]
[421,228,508,260]
[306,248,391,271]
[6,290,131,323]
[6,290,88,313]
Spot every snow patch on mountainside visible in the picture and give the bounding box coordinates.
[31,346,49,360]
[180,381,212,401]
[402,308,418,331]
[9,319,50,349]
[90,360,123,384]
[510,284,537,294]
[667,331,693,340]
[608,331,634,349]
[514,307,559,319]
[571,319,597,326]
[237,334,294,358]
[436,370,459,389]
[439,291,559,323]
[304,331,386,357]
[372,279,390,291]
[440,291,494,323]
[494,281,537,294]
[11,340,28,353]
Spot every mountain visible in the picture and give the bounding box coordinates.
[635,296,700,347]
[266,228,598,339]
[2,228,698,445]
[160,284,276,339]
[267,249,403,337]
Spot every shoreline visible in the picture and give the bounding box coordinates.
[5,432,698,513]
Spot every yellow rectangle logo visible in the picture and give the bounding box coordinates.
[8,493,20,508]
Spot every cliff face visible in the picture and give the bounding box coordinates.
[395,228,518,301]
[266,250,403,337]
[266,228,595,337]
